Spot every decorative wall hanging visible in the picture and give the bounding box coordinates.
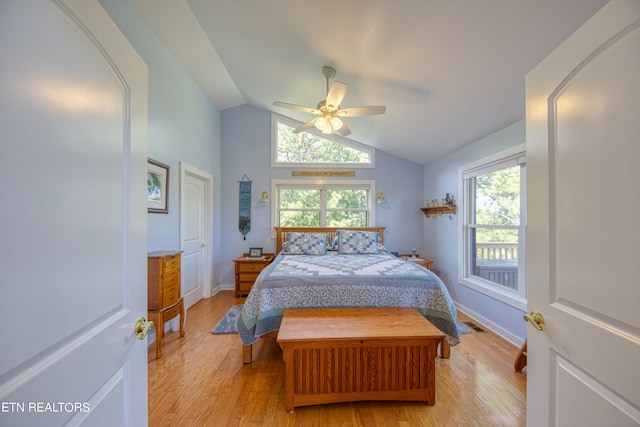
[292,170,355,177]
[238,175,252,240]
[147,158,169,213]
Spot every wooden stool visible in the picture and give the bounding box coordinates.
[514,340,527,372]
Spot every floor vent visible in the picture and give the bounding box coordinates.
[463,321,486,333]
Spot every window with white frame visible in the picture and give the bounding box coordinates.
[458,145,526,310]
[271,114,375,168]
[272,180,375,228]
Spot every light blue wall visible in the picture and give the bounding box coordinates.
[100,0,222,286]
[220,105,425,285]
[423,120,527,345]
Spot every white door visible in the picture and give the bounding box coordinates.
[526,1,640,425]
[0,1,148,426]
[180,163,212,308]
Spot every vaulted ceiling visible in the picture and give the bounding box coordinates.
[130,0,608,165]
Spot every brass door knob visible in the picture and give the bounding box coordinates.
[135,317,154,340]
[524,310,545,331]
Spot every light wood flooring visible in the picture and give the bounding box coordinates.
[148,291,526,426]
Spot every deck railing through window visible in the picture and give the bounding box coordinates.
[474,243,518,290]
[476,243,518,260]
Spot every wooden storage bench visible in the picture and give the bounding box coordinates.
[277,307,444,412]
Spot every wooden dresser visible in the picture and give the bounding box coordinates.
[233,253,274,297]
[148,251,185,358]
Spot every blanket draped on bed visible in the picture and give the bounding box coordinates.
[237,251,460,346]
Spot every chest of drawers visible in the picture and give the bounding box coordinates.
[148,251,185,358]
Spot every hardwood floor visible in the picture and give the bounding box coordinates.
[148,291,526,426]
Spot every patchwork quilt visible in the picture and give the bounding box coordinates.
[237,251,460,346]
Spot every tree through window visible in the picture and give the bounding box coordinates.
[271,114,374,167]
[459,146,527,310]
[272,180,375,229]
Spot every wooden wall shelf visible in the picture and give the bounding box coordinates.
[421,205,457,217]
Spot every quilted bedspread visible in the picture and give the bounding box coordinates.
[237,251,460,346]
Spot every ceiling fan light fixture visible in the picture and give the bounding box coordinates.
[273,66,386,138]
[315,117,327,130]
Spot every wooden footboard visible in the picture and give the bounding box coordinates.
[243,334,450,364]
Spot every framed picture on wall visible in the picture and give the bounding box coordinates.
[248,247,263,258]
[147,158,169,213]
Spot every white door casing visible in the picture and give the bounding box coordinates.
[526,0,640,425]
[0,1,148,426]
[180,162,212,309]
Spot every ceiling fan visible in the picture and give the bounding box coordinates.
[273,66,386,137]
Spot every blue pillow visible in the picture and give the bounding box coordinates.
[337,230,379,254]
[285,232,327,255]
[331,233,381,251]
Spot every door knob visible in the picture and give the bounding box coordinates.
[200,242,206,247]
[524,310,545,331]
[135,317,154,340]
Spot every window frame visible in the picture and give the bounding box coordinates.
[457,144,527,311]
[270,113,375,168]
[271,179,376,229]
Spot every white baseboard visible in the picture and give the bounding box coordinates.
[454,302,524,348]
[209,284,234,297]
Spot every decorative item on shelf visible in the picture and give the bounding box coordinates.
[259,191,270,203]
[421,193,457,218]
[376,192,387,204]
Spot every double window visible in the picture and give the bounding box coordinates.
[272,180,375,228]
[459,145,526,310]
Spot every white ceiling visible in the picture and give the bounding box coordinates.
[129,0,609,165]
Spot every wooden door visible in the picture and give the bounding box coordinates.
[180,163,212,308]
[0,1,148,425]
[526,0,640,425]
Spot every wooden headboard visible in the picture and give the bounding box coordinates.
[274,227,386,255]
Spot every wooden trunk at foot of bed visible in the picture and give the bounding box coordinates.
[243,336,450,364]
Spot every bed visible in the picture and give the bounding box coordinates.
[237,227,460,363]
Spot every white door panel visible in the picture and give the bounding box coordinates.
[183,179,204,297]
[526,0,640,425]
[180,163,212,308]
[0,1,148,425]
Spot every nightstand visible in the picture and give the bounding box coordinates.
[233,253,274,297]
[398,254,433,271]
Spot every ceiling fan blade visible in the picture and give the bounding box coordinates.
[334,121,351,137]
[293,117,319,133]
[335,106,386,117]
[273,101,320,115]
[325,82,347,109]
